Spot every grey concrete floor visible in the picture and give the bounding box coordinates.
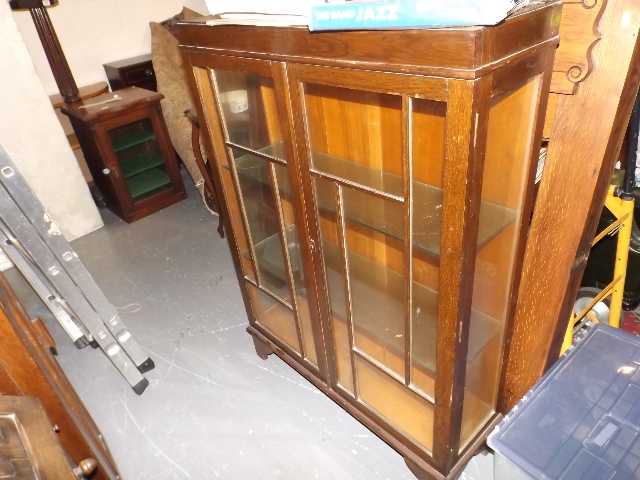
[8,173,493,480]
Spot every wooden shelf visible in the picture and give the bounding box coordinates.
[229,144,516,258]
[110,130,156,152]
[120,151,165,179]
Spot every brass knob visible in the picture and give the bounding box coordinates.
[78,458,97,475]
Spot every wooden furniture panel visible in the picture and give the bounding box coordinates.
[550,0,607,94]
[49,82,109,110]
[0,274,119,480]
[177,11,559,79]
[177,4,560,478]
[500,0,640,413]
[103,53,157,92]
[542,0,607,137]
[0,396,76,479]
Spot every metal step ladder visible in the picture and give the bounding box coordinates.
[0,146,153,394]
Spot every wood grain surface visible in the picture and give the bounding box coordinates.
[0,274,119,479]
[499,0,640,412]
[0,396,76,479]
[60,87,164,124]
[175,2,561,80]
[433,76,491,471]
[550,0,607,93]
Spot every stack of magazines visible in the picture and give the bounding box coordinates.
[309,0,544,31]
[203,0,545,31]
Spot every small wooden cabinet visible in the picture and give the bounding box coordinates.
[176,4,560,478]
[103,54,157,92]
[62,87,186,223]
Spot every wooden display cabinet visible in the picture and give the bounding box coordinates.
[62,87,186,223]
[175,3,561,478]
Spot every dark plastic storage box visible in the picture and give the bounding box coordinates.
[488,324,640,480]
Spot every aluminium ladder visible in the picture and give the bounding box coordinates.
[0,145,153,394]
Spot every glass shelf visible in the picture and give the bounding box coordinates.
[240,224,304,305]
[226,143,516,258]
[120,151,165,179]
[125,168,171,198]
[245,227,502,373]
[252,224,303,281]
[324,240,502,372]
[110,130,157,152]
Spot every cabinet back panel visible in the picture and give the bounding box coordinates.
[357,356,435,453]
[248,284,300,353]
[483,76,541,209]
[412,100,447,190]
[304,84,403,182]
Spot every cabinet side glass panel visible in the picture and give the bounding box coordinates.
[247,283,300,353]
[273,163,318,366]
[460,75,542,450]
[193,67,256,281]
[411,99,447,399]
[313,177,354,393]
[229,148,293,304]
[213,71,285,159]
[304,84,403,197]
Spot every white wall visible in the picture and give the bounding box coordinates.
[12,0,209,96]
[0,0,103,241]
[205,0,322,16]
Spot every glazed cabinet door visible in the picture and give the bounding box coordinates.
[93,106,184,221]
[288,64,446,460]
[187,55,324,375]
[287,63,545,470]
